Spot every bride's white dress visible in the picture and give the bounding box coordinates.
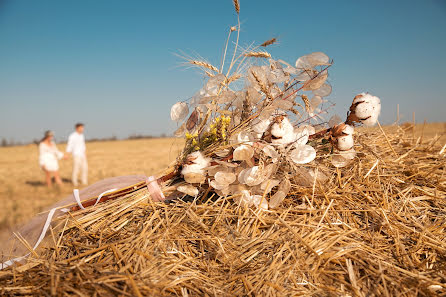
[39,142,63,171]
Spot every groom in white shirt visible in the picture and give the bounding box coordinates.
[66,123,88,187]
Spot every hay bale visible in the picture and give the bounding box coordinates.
[1,128,445,296]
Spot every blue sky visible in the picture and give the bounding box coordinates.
[1,0,445,142]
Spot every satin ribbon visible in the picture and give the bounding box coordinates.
[1,208,57,269]
[2,188,117,269]
[1,176,165,270]
[146,176,165,202]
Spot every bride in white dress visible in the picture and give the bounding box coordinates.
[39,131,65,187]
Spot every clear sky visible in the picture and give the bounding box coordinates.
[1,0,445,143]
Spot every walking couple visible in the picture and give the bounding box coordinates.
[38,123,88,188]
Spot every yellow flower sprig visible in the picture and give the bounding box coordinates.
[184,115,231,153]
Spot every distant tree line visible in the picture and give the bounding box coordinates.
[1,138,29,147]
[1,134,169,147]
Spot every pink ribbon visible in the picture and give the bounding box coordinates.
[146,176,165,202]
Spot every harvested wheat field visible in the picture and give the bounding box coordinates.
[0,123,445,296]
[0,138,184,245]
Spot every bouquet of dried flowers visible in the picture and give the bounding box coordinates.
[169,0,381,209]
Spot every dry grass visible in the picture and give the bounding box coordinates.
[0,123,445,296]
[0,138,183,243]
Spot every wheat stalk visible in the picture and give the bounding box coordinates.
[189,60,219,73]
[260,37,277,47]
[244,51,272,58]
[301,94,311,113]
[251,70,271,99]
[233,0,240,14]
[225,73,241,85]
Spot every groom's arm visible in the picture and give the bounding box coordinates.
[66,134,74,156]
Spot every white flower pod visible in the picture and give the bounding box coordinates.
[237,131,254,144]
[177,184,199,196]
[247,66,269,91]
[336,135,354,151]
[277,59,298,74]
[276,131,298,145]
[293,167,328,187]
[271,117,294,138]
[331,150,356,168]
[312,83,332,97]
[214,171,236,185]
[218,183,238,196]
[246,87,262,104]
[205,74,226,96]
[331,149,356,168]
[329,115,343,128]
[234,190,254,207]
[181,165,204,176]
[174,123,186,137]
[238,167,251,184]
[271,116,297,145]
[262,145,279,162]
[309,95,322,113]
[342,124,354,135]
[207,165,227,176]
[296,71,312,82]
[352,93,381,126]
[269,68,288,83]
[361,113,379,126]
[340,149,356,160]
[190,89,205,105]
[259,106,276,120]
[295,56,313,70]
[331,155,350,168]
[300,124,315,135]
[259,164,277,182]
[252,118,271,134]
[181,151,210,179]
[210,179,228,190]
[269,179,291,209]
[294,126,310,145]
[215,148,231,157]
[243,164,276,187]
[332,124,354,151]
[232,92,245,109]
[233,145,254,161]
[272,99,294,110]
[290,145,316,164]
[222,184,240,196]
[214,160,239,168]
[183,172,206,184]
[238,166,268,187]
[306,52,330,66]
[260,179,280,194]
[251,195,269,210]
[302,70,328,91]
[216,90,236,104]
[241,166,261,186]
[170,102,189,122]
[187,151,210,168]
